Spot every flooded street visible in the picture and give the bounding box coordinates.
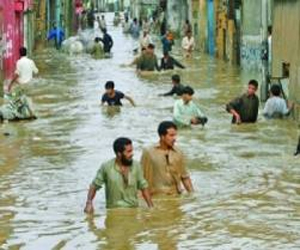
[1,15,300,250]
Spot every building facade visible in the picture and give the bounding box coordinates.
[0,0,34,87]
[272,0,300,118]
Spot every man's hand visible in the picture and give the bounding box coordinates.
[234,113,241,124]
[84,201,94,214]
[191,117,198,125]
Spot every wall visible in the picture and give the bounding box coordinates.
[166,0,190,35]
[240,0,262,70]
[272,0,300,114]
[198,0,208,52]
[0,0,25,83]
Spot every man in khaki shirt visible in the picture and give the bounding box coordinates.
[141,121,194,195]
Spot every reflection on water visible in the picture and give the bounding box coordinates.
[0,13,299,250]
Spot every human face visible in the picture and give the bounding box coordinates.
[147,48,154,55]
[106,88,114,96]
[182,93,192,103]
[161,128,177,148]
[119,144,134,166]
[247,84,257,96]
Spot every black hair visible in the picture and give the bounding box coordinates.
[171,74,180,83]
[102,28,107,33]
[94,37,101,43]
[268,26,272,35]
[182,86,194,95]
[19,47,27,57]
[163,51,169,56]
[141,47,146,51]
[113,137,132,155]
[248,79,259,89]
[105,81,114,89]
[158,121,177,137]
[148,43,155,49]
[270,84,281,96]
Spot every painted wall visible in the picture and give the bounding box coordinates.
[272,0,300,113]
[166,0,190,35]
[240,0,262,70]
[0,0,33,83]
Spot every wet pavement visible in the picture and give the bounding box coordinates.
[0,14,299,250]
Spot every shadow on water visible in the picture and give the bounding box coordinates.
[0,13,300,250]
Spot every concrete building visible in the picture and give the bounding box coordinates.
[272,0,300,118]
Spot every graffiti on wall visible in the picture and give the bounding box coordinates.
[240,35,262,69]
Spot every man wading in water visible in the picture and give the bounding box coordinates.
[101,81,135,106]
[1,47,38,121]
[84,137,153,212]
[226,80,259,124]
[141,121,194,196]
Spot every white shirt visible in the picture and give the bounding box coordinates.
[140,34,152,49]
[15,56,38,84]
[94,20,99,30]
[263,96,289,117]
[182,36,195,51]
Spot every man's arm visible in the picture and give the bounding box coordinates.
[84,184,97,214]
[141,188,154,208]
[173,58,185,69]
[182,177,194,193]
[160,86,176,96]
[226,97,242,124]
[124,95,136,106]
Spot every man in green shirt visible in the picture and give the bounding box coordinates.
[91,37,104,59]
[84,138,153,212]
[173,86,208,127]
[226,79,259,124]
[137,44,160,72]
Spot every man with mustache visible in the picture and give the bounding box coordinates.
[84,138,153,213]
[141,121,194,196]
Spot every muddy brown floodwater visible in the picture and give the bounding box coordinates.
[0,14,299,250]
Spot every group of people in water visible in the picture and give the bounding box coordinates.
[85,62,296,212]
[84,75,296,211]
[0,13,298,212]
